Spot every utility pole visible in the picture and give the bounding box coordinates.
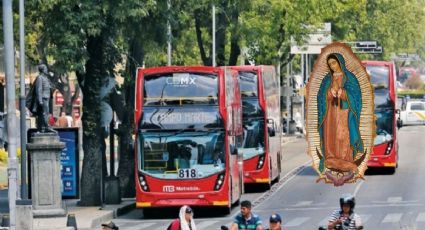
[3,0,18,228]
[167,0,172,66]
[19,0,28,200]
[212,4,216,67]
[300,54,305,134]
[286,62,291,135]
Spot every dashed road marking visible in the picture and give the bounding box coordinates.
[196,220,219,229]
[284,217,310,227]
[387,197,403,203]
[416,213,425,222]
[294,201,313,207]
[382,213,403,223]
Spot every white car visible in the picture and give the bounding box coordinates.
[399,100,425,126]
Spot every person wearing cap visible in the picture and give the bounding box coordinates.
[167,205,197,230]
[327,194,362,230]
[266,213,282,230]
[231,200,263,230]
[101,221,119,230]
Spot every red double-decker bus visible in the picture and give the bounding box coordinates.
[134,66,243,213]
[362,61,398,173]
[231,66,282,187]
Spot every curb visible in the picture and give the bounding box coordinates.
[87,201,135,230]
[115,202,135,217]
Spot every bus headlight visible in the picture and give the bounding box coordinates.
[214,173,225,191]
[385,141,393,155]
[139,174,150,192]
[257,154,265,169]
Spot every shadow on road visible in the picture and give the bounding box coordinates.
[365,167,396,176]
[142,206,235,219]
[297,166,317,176]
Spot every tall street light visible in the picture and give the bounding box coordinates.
[3,0,18,229]
[212,4,216,67]
[19,0,28,200]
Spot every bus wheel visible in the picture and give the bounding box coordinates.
[276,153,282,182]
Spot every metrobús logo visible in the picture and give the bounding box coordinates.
[162,185,200,192]
[166,73,196,87]
[163,185,175,192]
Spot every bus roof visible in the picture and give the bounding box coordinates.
[361,60,394,66]
[137,66,221,76]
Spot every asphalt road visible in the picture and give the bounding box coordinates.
[113,126,425,230]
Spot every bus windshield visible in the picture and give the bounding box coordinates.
[367,65,389,90]
[144,72,218,105]
[366,65,394,145]
[238,71,258,98]
[139,131,225,179]
[241,119,265,159]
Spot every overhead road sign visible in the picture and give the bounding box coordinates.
[345,41,383,54]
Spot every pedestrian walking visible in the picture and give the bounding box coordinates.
[167,205,197,230]
[231,200,263,230]
[101,221,119,230]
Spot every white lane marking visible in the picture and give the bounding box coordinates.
[294,201,313,207]
[123,222,156,230]
[196,220,219,229]
[382,213,403,223]
[416,213,425,222]
[284,217,310,227]
[239,160,311,217]
[353,180,364,197]
[387,197,403,203]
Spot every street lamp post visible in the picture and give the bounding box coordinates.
[3,0,18,229]
[19,0,28,200]
[167,0,172,66]
[212,4,216,67]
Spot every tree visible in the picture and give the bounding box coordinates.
[405,74,423,89]
[116,1,168,197]
[24,0,156,205]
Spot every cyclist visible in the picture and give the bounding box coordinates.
[327,194,362,230]
[231,200,263,230]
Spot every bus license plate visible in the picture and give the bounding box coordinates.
[178,169,198,179]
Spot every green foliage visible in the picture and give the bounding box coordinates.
[398,90,425,99]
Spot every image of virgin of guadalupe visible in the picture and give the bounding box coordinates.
[317,53,364,182]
